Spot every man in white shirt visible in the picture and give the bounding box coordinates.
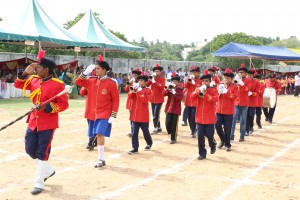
[294,72,300,97]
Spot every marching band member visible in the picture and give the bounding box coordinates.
[128,72,153,154]
[253,74,265,129]
[245,68,260,135]
[191,69,218,160]
[208,66,220,87]
[184,66,202,138]
[262,73,282,124]
[124,68,142,137]
[163,72,184,144]
[147,64,166,134]
[76,55,120,168]
[215,69,238,151]
[231,64,252,142]
[14,52,69,195]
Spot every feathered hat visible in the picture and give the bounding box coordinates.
[237,63,248,72]
[132,67,142,75]
[96,55,110,71]
[37,50,56,70]
[200,69,212,80]
[171,72,180,81]
[137,71,149,82]
[222,68,234,78]
[152,64,163,71]
[189,66,200,72]
[247,68,256,74]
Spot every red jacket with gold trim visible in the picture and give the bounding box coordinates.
[234,77,251,106]
[14,75,69,131]
[124,82,134,110]
[192,87,218,124]
[248,78,261,107]
[184,78,202,107]
[128,87,152,123]
[216,83,239,115]
[163,87,184,115]
[147,76,165,104]
[256,83,265,107]
[76,74,119,120]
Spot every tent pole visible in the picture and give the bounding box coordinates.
[262,59,265,76]
[25,46,28,63]
[103,49,106,59]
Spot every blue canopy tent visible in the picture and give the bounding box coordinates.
[213,42,300,61]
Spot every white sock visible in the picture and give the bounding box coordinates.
[97,145,104,160]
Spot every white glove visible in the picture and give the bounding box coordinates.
[83,64,95,75]
[137,87,142,92]
[171,89,176,94]
[152,77,156,83]
[199,85,207,93]
[108,117,114,124]
[238,80,244,86]
[221,88,228,94]
[152,72,156,77]
[191,80,195,85]
[129,78,135,83]
[248,91,253,96]
[218,84,225,90]
[210,81,216,87]
[133,82,140,90]
[234,74,242,82]
[189,75,195,79]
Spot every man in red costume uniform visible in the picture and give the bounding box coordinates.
[147,64,165,134]
[124,68,142,137]
[263,73,282,124]
[245,68,260,135]
[163,72,184,144]
[184,66,202,138]
[14,53,69,195]
[191,69,218,160]
[253,74,265,129]
[76,55,119,168]
[231,64,252,142]
[128,72,153,154]
[215,69,238,151]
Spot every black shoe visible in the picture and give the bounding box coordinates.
[170,140,177,144]
[128,149,138,155]
[236,120,240,123]
[230,135,234,140]
[217,142,224,149]
[197,155,206,160]
[239,138,245,142]
[31,187,43,195]
[265,118,268,122]
[245,132,249,136]
[157,128,162,133]
[192,134,196,138]
[86,145,94,151]
[226,147,231,152]
[151,130,158,135]
[257,123,262,129]
[128,133,133,137]
[268,120,272,124]
[144,145,152,150]
[249,127,254,134]
[181,121,187,126]
[94,160,106,168]
[210,147,216,154]
[44,171,55,182]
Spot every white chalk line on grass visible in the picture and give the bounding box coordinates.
[92,157,196,200]
[214,138,300,200]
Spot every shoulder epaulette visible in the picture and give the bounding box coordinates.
[51,78,64,84]
[31,75,41,79]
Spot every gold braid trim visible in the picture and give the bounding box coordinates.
[50,102,61,113]
[51,78,64,84]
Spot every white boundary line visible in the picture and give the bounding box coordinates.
[214,138,300,200]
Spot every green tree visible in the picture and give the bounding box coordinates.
[270,36,300,48]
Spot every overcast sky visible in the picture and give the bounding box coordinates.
[0,0,299,44]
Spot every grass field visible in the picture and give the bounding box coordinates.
[0,94,300,200]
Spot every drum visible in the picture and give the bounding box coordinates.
[263,88,277,108]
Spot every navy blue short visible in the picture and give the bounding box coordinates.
[88,119,112,137]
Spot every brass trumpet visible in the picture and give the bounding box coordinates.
[164,84,175,90]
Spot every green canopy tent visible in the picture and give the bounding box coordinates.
[68,9,144,56]
[0,0,102,50]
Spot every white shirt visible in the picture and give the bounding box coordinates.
[166,72,172,80]
[295,74,300,86]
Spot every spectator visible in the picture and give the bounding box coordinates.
[0,76,10,99]
[294,72,300,97]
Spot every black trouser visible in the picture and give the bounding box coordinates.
[151,103,162,128]
[255,107,262,125]
[186,106,196,135]
[295,85,300,97]
[215,113,233,148]
[132,122,153,149]
[197,124,216,157]
[263,104,277,122]
[165,113,179,141]
[246,107,256,133]
[182,106,188,123]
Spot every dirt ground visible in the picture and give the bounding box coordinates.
[0,94,299,200]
